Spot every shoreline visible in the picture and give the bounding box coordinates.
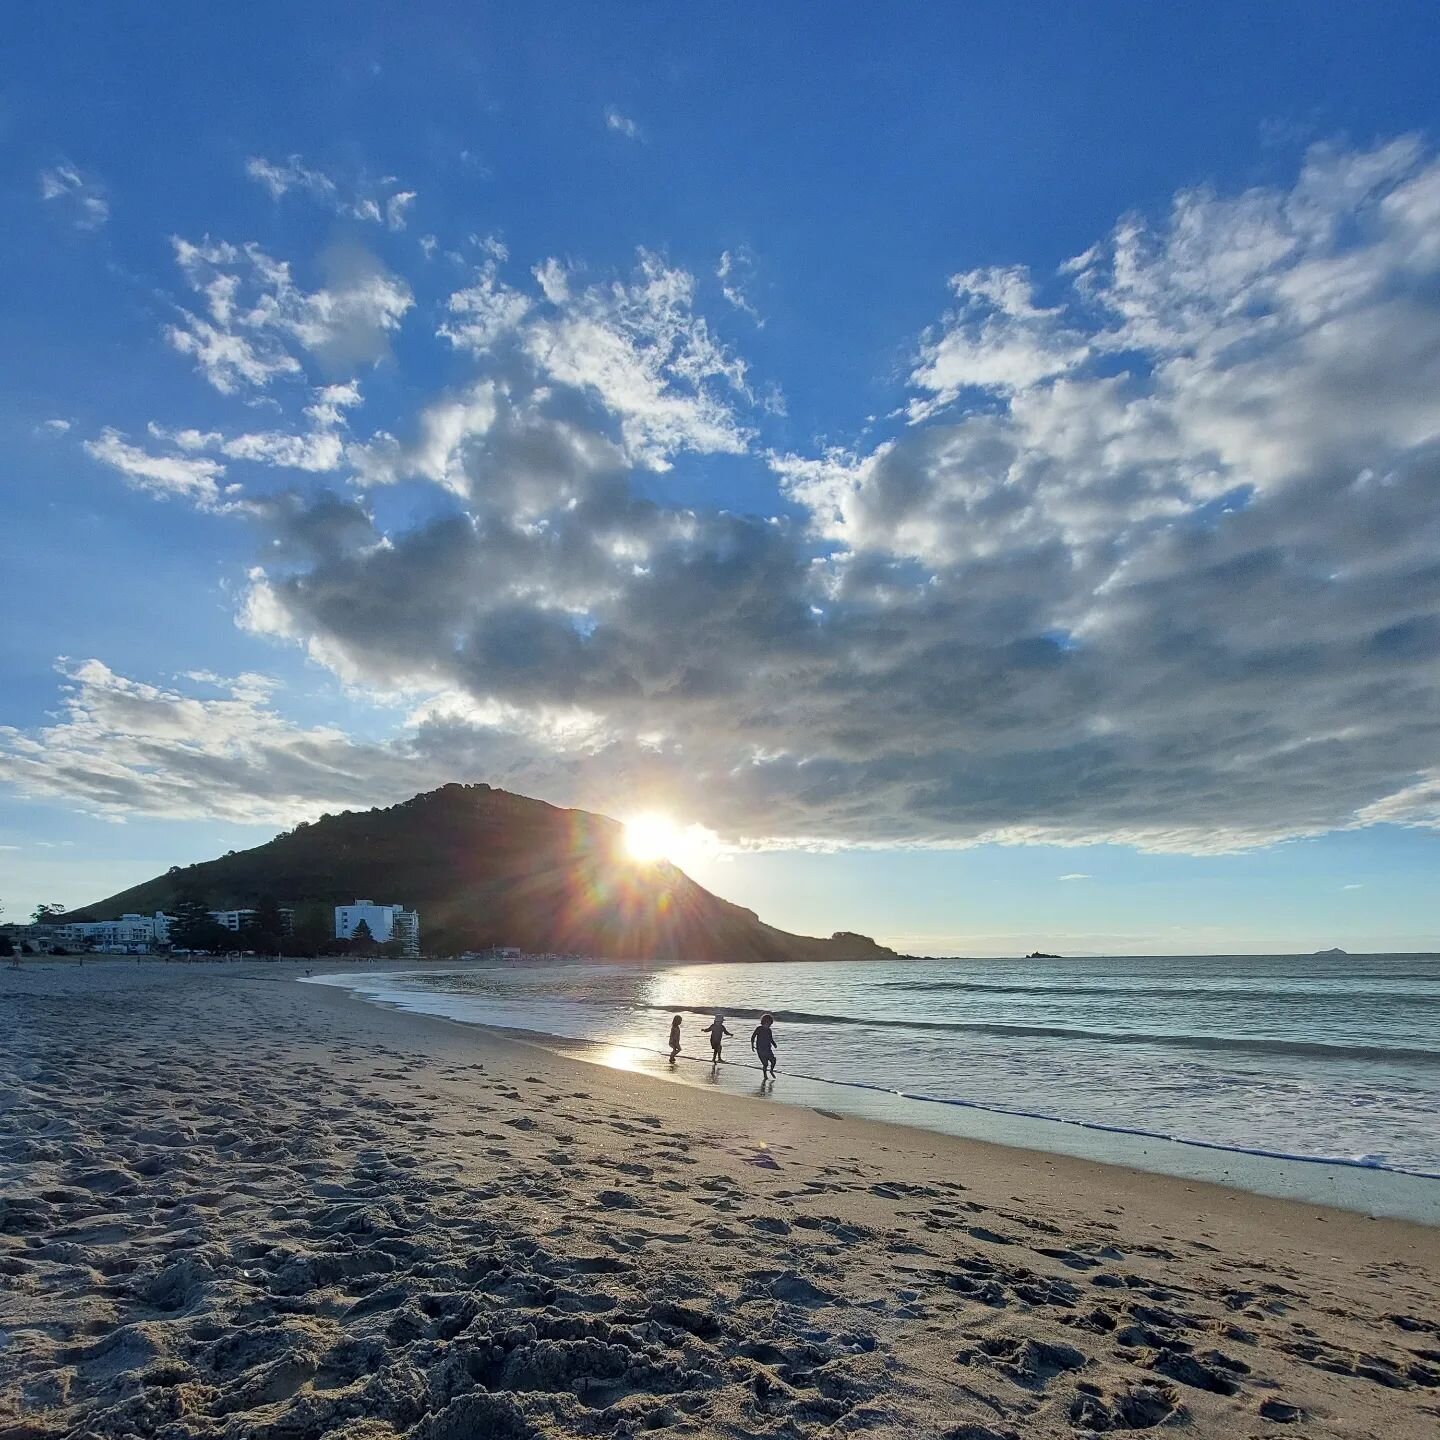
[305,961,1440,1221]
[4,958,1438,1438]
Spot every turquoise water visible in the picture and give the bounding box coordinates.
[310,952,1440,1194]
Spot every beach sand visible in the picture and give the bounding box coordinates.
[2,960,1436,1439]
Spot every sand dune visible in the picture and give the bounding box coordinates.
[1,960,1437,1438]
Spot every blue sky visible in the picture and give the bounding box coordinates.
[3,3,1439,953]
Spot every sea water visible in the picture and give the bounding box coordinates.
[309,952,1440,1215]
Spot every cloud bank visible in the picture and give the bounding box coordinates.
[23,140,1440,853]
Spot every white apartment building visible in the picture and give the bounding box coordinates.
[335,901,421,957]
[55,906,292,953]
[64,912,172,952]
[211,907,294,933]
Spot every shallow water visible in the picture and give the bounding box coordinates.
[309,952,1440,1209]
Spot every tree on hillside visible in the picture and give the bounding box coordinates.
[349,919,375,953]
[31,902,66,924]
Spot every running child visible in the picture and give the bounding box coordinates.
[701,1014,733,1062]
[750,1013,778,1077]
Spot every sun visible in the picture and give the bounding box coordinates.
[624,812,685,865]
[622,812,723,869]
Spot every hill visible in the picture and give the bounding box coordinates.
[70,783,896,963]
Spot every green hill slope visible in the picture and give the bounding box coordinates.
[71,783,895,963]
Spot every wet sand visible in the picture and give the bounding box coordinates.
[2,958,1437,1438]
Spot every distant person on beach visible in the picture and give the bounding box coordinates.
[750,1013,778,1078]
[667,1013,683,1062]
[701,1015,732,1062]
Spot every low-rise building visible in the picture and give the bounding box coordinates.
[335,900,421,957]
[0,922,65,953]
[210,908,294,934]
[66,912,172,952]
[10,905,295,955]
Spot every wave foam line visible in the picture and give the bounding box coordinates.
[307,975,1440,1184]
[642,1003,1440,1065]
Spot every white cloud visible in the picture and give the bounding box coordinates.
[40,419,72,435]
[438,261,533,353]
[717,247,763,325]
[908,266,1088,420]
[385,191,417,230]
[143,383,363,479]
[306,381,364,428]
[0,660,601,830]
[245,155,339,203]
[246,155,418,230]
[83,429,228,508]
[164,313,302,395]
[347,381,499,490]
[435,249,754,468]
[39,163,108,229]
[167,236,412,392]
[1351,769,1440,830]
[605,108,642,141]
[520,251,752,467]
[1059,873,1091,881]
[0,661,426,824]
[533,257,570,304]
[226,431,345,471]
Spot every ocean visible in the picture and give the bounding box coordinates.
[310,951,1440,1211]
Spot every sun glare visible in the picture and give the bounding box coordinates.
[624,812,684,864]
[623,812,724,869]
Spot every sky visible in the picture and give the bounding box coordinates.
[3,3,1439,955]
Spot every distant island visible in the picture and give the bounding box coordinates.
[64,783,897,965]
[1313,947,1349,956]
[1027,950,1063,959]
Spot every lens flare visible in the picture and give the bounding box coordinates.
[624,812,684,864]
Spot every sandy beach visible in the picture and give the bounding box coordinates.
[2,960,1437,1440]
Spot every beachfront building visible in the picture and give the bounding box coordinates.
[211,907,294,934]
[64,912,173,952]
[16,906,295,954]
[335,901,421,957]
[0,922,71,954]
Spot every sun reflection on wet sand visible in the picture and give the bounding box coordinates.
[596,1044,646,1073]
